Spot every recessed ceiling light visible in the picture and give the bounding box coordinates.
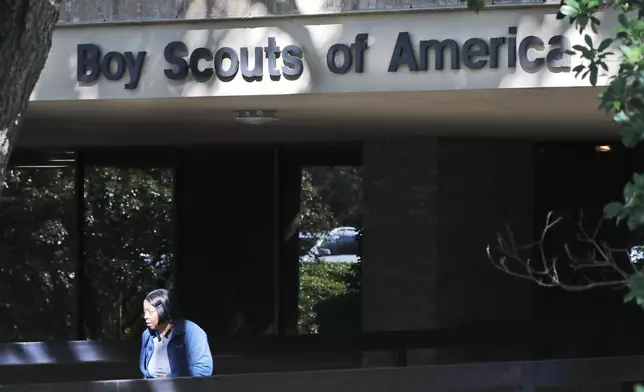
[595,145,611,152]
[234,109,278,125]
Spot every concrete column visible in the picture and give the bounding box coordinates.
[433,139,535,363]
[361,137,535,366]
[436,139,535,331]
[362,137,439,366]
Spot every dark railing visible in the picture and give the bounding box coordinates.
[0,355,643,392]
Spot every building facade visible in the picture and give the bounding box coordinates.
[5,0,639,373]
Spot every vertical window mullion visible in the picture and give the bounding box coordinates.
[74,152,86,340]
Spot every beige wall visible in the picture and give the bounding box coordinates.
[33,7,620,102]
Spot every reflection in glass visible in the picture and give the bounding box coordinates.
[298,166,362,335]
[84,167,174,340]
[0,166,76,341]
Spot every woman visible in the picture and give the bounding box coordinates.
[139,288,213,378]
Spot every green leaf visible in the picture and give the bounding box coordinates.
[560,4,578,16]
[634,173,644,188]
[628,217,641,231]
[466,0,486,11]
[630,99,644,112]
[598,38,613,52]
[621,127,640,148]
[619,13,629,29]
[590,67,598,86]
[625,181,635,201]
[584,34,593,47]
[575,45,592,58]
[604,201,624,218]
[613,77,626,94]
[626,275,644,301]
[620,45,633,59]
[578,14,589,31]
[633,20,644,31]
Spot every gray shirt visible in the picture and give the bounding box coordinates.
[148,331,172,378]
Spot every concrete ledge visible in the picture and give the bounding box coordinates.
[0,341,135,366]
[0,356,642,391]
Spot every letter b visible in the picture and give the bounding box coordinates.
[77,44,101,83]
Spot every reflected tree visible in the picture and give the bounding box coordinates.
[84,166,174,340]
[298,261,351,334]
[0,162,361,340]
[0,164,174,341]
[0,167,76,341]
[310,261,361,336]
[298,166,363,335]
[299,170,336,236]
[299,166,363,235]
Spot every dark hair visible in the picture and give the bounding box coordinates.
[145,288,180,324]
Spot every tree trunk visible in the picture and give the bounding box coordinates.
[0,0,61,195]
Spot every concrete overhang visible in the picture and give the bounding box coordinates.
[22,5,622,147]
[19,87,616,147]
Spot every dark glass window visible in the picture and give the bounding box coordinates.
[0,162,77,341]
[298,166,363,335]
[84,166,175,340]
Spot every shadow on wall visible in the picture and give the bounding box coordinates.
[56,0,555,23]
[64,0,329,98]
[36,0,619,110]
[28,0,333,139]
[174,0,328,97]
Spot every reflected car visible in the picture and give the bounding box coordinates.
[300,226,359,263]
[630,246,644,264]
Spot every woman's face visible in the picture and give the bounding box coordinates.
[143,300,159,330]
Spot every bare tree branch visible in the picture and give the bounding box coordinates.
[487,211,634,291]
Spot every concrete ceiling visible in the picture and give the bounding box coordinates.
[19,87,616,147]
